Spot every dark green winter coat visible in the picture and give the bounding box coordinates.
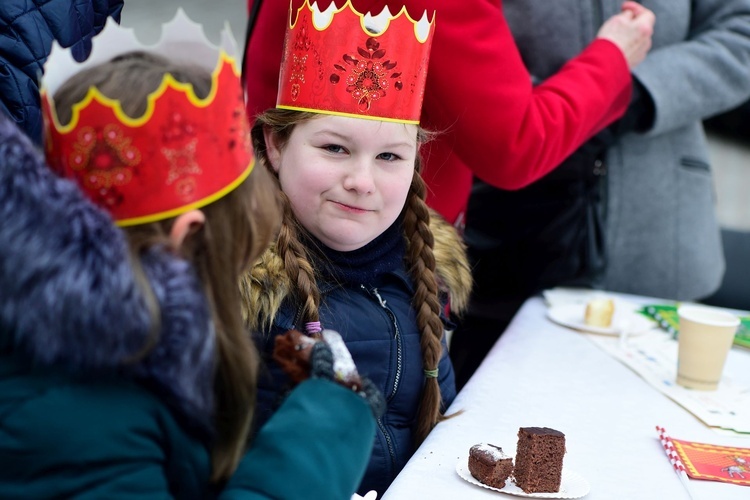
[0,114,375,499]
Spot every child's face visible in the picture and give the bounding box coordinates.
[266,115,417,252]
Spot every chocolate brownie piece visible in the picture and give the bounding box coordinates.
[513,427,566,493]
[468,443,513,489]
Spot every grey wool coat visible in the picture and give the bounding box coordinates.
[504,0,750,301]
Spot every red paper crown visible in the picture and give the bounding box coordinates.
[41,10,254,226]
[277,0,435,124]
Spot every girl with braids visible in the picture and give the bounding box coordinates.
[245,107,472,497]
[241,6,471,497]
[0,13,382,500]
[244,108,471,497]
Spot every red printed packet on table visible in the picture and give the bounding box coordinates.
[671,438,750,486]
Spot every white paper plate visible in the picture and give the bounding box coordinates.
[456,457,590,498]
[546,301,654,336]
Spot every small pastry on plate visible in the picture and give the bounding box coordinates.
[584,298,614,328]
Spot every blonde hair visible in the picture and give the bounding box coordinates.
[53,51,282,480]
[250,109,447,446]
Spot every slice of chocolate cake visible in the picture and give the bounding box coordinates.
[513,427,566,493]
[468,443,513,489]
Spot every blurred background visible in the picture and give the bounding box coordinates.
[120,0,245,45]
[121,0,750,308]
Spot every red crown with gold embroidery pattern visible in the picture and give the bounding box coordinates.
[277,0,435,124]
[41,9,254,226]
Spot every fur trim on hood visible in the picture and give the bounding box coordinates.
[0,116,215,435]
[240,210,472,331]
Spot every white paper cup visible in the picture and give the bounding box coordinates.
[676,305,739,390]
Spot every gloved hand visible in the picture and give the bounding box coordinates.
[273,329,385,418]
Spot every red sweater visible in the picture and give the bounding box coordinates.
[244,0,632,224]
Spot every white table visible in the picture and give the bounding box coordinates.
[382,295,750,499]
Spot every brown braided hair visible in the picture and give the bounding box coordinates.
[251,109,449,446]
[250,110,322,327]
[402,155,449,446]
[275,190,321,326]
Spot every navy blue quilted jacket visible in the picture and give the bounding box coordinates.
[252,264,457,498]
[0,0,123,144]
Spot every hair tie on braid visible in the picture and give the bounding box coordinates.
[424,368,439,378]
[305,321,322,336]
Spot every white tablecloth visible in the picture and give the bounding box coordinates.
[381,295,750,500]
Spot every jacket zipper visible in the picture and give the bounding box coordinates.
[292,303,305,330]
[362,285,403,473]
[366,286,404,400]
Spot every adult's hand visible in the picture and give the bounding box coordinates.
[597,1,655,69]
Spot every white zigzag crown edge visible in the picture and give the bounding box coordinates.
[42,8,240,95]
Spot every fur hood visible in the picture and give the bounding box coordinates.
[0,116,215,435]
[241,212,472,331]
